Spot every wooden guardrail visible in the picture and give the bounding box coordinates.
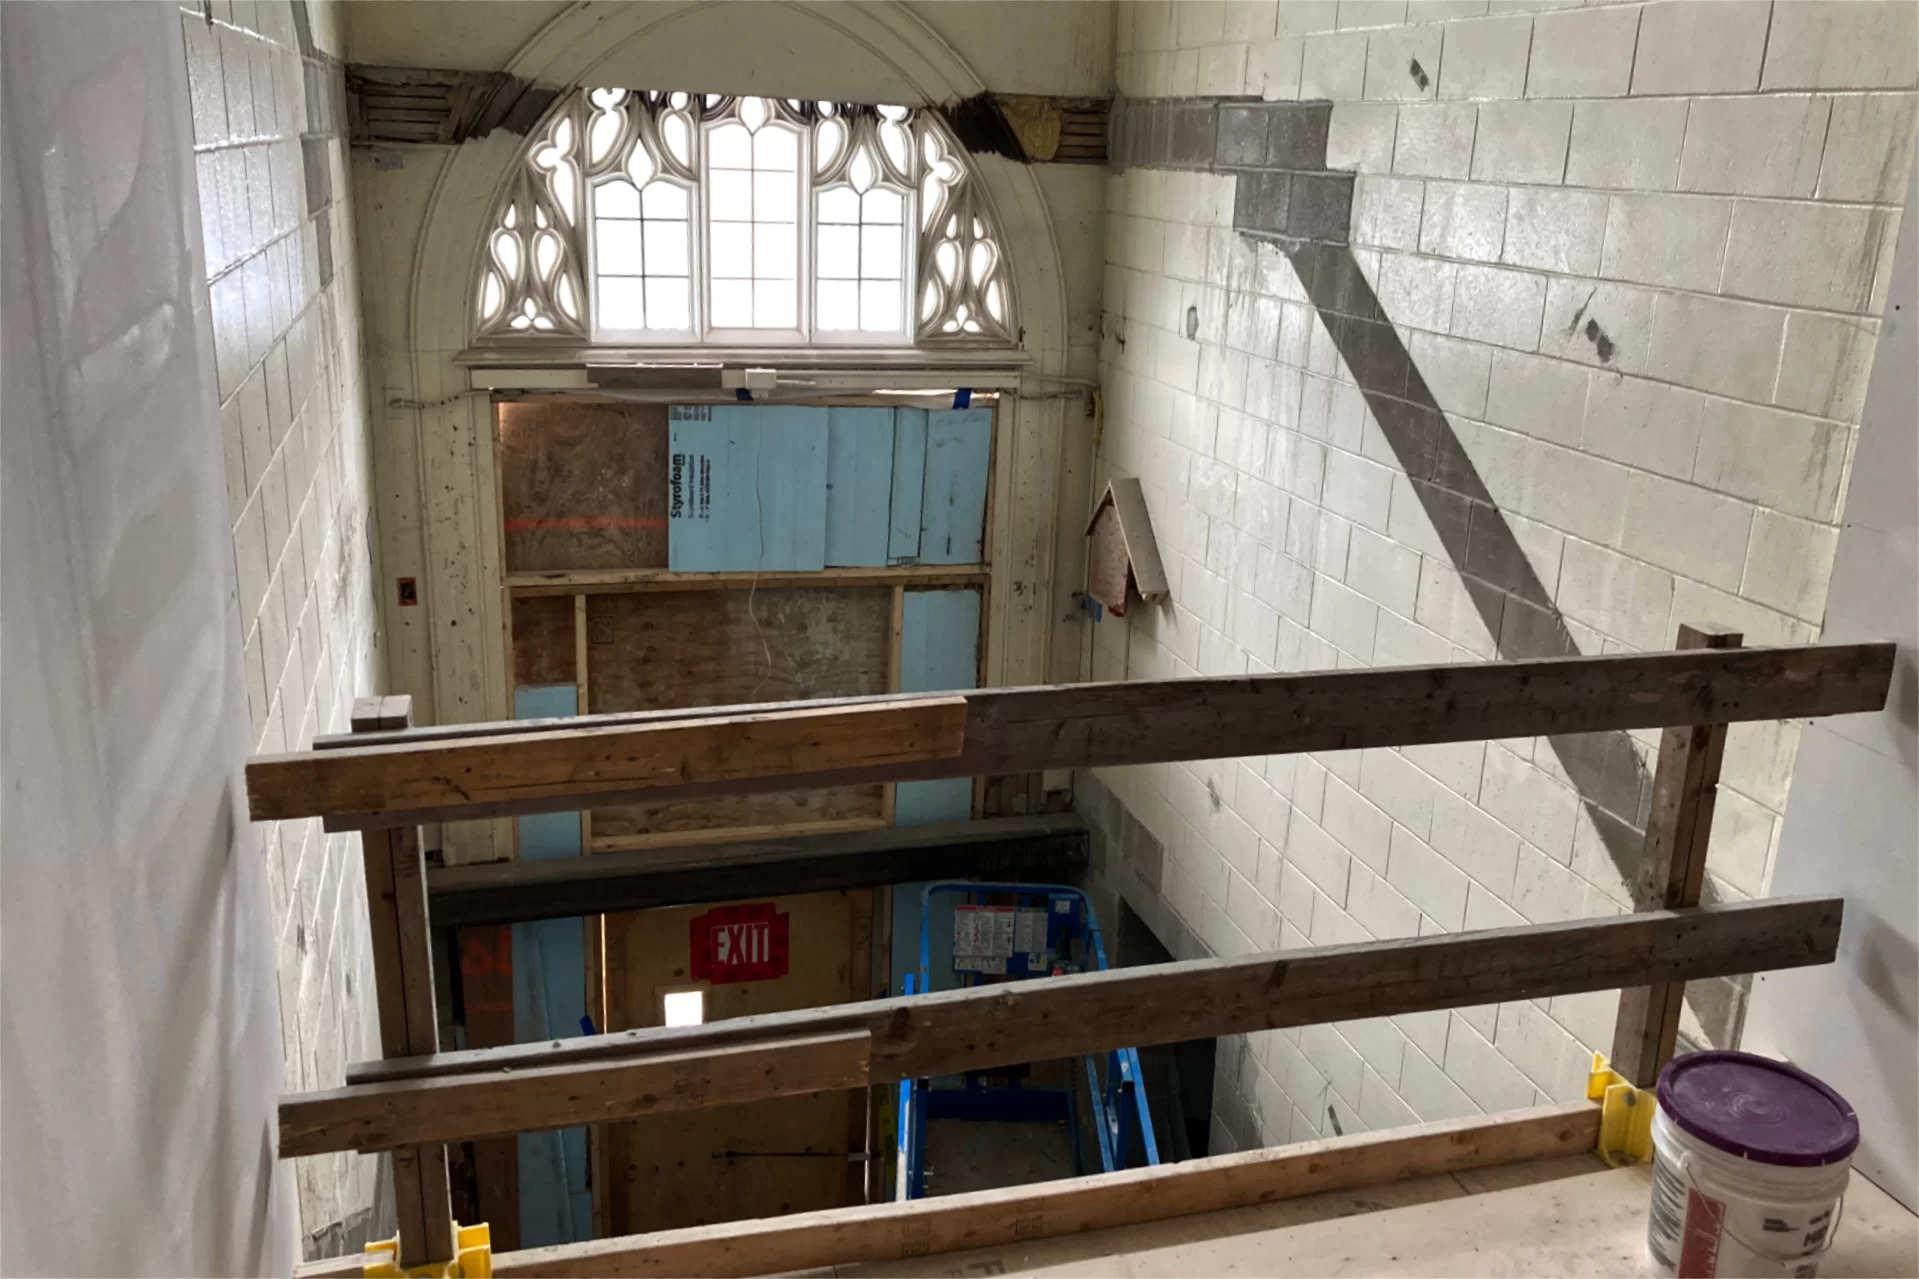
[252,630,1893,1270]
[295,1103,1601,1279]
[284,896,1837,1156]
[249,641,1893,829]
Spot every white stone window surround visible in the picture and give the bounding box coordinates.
[473,87,1017,351]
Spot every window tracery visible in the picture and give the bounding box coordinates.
[474,89,1015,347]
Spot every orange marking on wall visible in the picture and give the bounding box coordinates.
[505,515,669,532]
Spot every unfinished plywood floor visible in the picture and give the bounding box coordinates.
[822,1157,1918,1278]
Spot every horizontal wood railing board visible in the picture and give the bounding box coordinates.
[280,1030,872,1158]
[309,898,1837,1146]
[505,564,990,597]
[428,814,1087,928]
[277,643,1891,829]
[495,1102,1601,1277]
[248,696,968,824]
[291,1102,1600,1279]
[314,642,1894,753]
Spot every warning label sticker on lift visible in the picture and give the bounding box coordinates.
[955,905,1051,974]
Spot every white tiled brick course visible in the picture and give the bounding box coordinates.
[1303,29,1371,99]
[1334,106,1407,176]
[1526,5,1640,99]
[1619,473,1757,593]
[1420,181,1508,261]
[1740,511,1841,625]
[1278,0,1340,38]
[1500,187,1606,275]
[1484,349,1587,446]
[1445,1017,1541,1112]
[1762,0,1919,92]
[1438,14,1532,102]
[1470,101,1572,184]
[1250,36,1307,100]
[1364,25,1442,102]
[1400,1042,1479,1120]
[1538,277,1657,374]
[1819,95,1919,203]
[1449,262,1546,349]
[1679,95,1831,199]
[1601,192,1733,292]
[1581,374,1705,480]
[1554,537,1677,650]
[1565,98,1688,190]
[1393,101,1479,177]
[180,0,382,1252]
[1645,293,1787,403]
[1722,201,1896,312]
[1632,1,1770,97]
[1348,862,1422,939]
[1692,400,1851,522]
[1100,0,1910,1156]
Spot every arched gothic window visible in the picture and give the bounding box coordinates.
[474,90,1015,347]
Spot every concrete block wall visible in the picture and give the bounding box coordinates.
[1087,0,1915,1156]
[178,0,385,1254]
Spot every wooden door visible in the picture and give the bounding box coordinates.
[602,890,872,1232]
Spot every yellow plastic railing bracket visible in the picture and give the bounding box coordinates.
[364,1223,491,1279]
[1587,1052,1656,1168]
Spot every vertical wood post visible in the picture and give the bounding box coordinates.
[1609,624,1743,1086]
[573,592,592,854]
[352,695,456,1265]
[845,889,876,1206]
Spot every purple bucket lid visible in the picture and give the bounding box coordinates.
[1657,1051,1859,1167]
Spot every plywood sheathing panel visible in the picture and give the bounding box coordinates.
[498,400,669,573]
[586,588,891,839]
[510,592,577,687]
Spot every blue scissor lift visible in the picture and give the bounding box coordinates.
[896,882,1160,1199]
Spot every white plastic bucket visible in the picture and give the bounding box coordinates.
[1646,1052,1859,1279]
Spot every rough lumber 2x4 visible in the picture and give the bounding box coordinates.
[1612,623,1742,1085]
[426,813,1088,929]
[495,1102,1600,1277]
[504,564,990,596]
[280,1029,873,1158]
[348,696,455,1266]
[290,898,1839,1154]
[247,696,968,824]
[290,1102,1599,1279]
[259,643,1893,829]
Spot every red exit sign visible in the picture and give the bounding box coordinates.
[689,902,789,984]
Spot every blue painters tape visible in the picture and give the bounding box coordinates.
[953,387,971,409]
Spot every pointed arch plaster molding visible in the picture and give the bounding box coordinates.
[379,2,1090,863]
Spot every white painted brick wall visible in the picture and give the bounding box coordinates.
[1104,0,1914,1154]
[180,0,384,1253]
